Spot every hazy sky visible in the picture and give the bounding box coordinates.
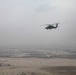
[0,0,76,47]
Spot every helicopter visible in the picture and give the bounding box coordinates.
[42,23,59,30]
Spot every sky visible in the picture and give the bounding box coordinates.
[0,0,76,48]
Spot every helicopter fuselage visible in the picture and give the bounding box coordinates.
[45,25,57,30]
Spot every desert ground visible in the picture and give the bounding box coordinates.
[0,58,76,75]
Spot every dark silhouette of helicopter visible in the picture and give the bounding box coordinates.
[42,23,59,30]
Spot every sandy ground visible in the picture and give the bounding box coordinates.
[0,58,76,75]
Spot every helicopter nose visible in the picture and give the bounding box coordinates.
[45,27,47,29]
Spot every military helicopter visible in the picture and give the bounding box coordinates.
[42,23,59,30]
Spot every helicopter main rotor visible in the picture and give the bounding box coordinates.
[41,23,59,26]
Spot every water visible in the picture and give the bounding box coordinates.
[0,46,76,59]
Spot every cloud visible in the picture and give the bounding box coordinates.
[35,3,56,12]
[27,0,57,12]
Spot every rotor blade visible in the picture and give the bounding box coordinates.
[47,24,55,25]
[41,23,60,26]
[51,23,60,25]
[41,24,49,26]
[54,23,60,24]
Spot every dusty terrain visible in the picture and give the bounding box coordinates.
[0,58,76,75]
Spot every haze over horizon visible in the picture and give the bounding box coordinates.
[0,0,76,48]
